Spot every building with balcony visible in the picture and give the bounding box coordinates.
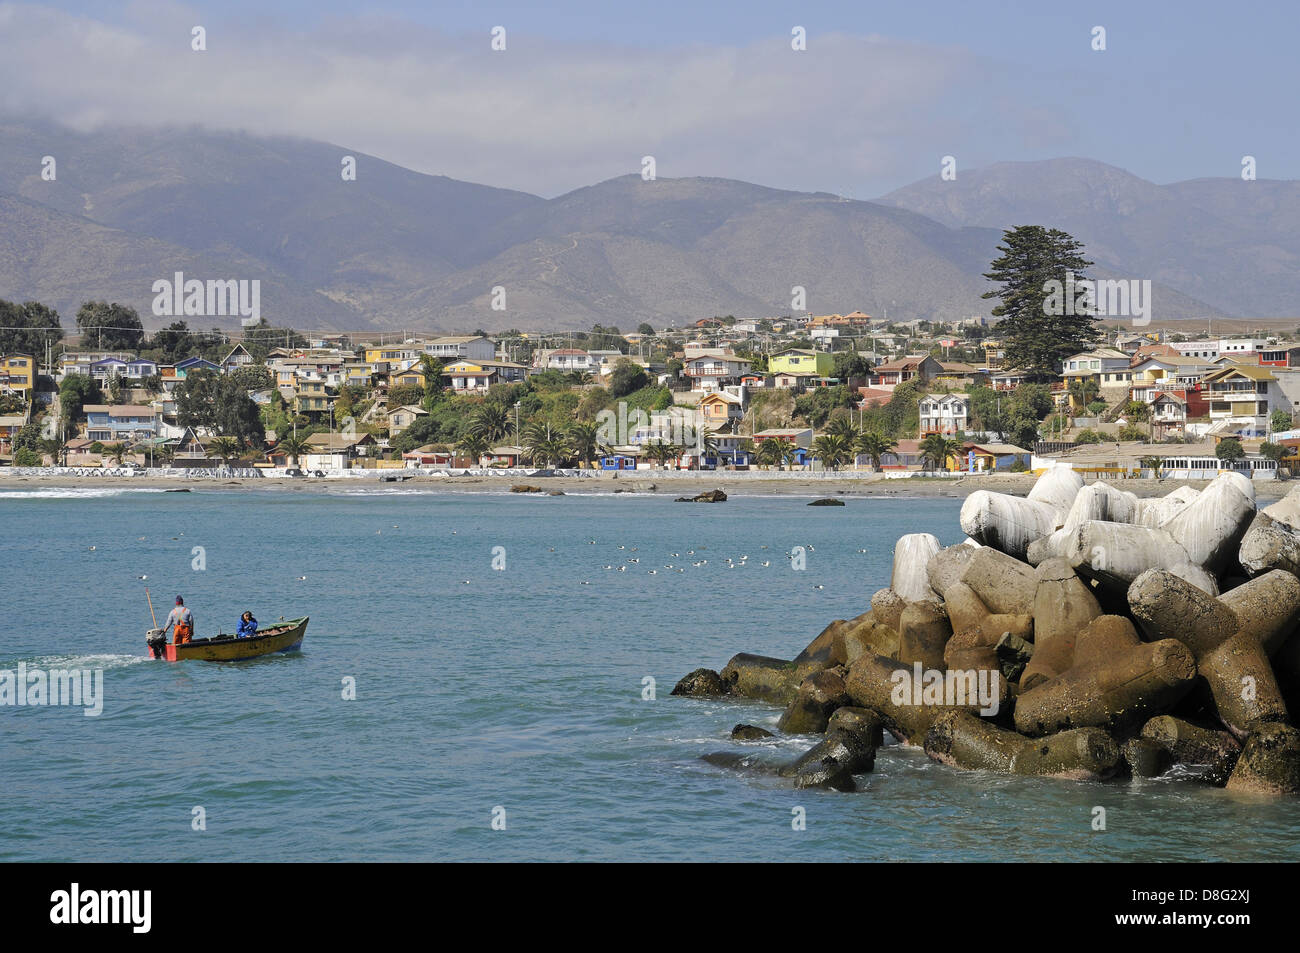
[83,405,158,443]
[919,392,970,436]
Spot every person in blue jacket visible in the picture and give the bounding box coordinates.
[236,611,259,638]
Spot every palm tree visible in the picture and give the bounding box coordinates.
[155,443,176,468]
[566,421,600,469]
[779,442,800,471]
[455,432,490,466]
[855,430,898,472]
[811,434,851,471]
[469,403,511,443]
[695,427,721,467]
[207,436,241,467]
[103,442,129,466]
[825,416,860,444]
[920,434,960,472]
[754,438,782,471]
[647,439,678,469]
[37,437,62,466]
[523,421,568,467]
[276,433,311,468]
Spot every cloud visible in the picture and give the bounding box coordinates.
[0,1,1081,196]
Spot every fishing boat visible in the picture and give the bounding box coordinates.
[146,617,309,662]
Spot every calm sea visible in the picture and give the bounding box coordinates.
[0,486,1296,862]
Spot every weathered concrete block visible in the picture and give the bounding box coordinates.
[960,491,1061,561]
[720,653,821,705]
[927,543,979,599]
[1121,738,1173,778]
[892,533,943,602]
[1014,636,1196,737]
[1220,571,1300,656]
[1065,520,1219,595]
[731,724,774,740]
[960,547,1038,616]
[1239,512,1300,579]
[1010,728,1121,780]
[780,728,879,790]
[1021,558,1102,689]
[870,587,906,633]
[845,654,964,746]
[1160,471,1255,572]
[1225,723,1300,795]
[1140,715,1240,766]
[832,617,899,666]
[897,600,952,671]
[671,668,727,697]
[941,582,990,635]
[777,669,851,734]
[825,706,885,748]
[1129,569,1289,738]
[924,710,1024,772]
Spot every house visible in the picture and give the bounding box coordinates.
[1169,340,1222,360]
[752,428,813,448]
[172,427,212,468]
[293,379,336,419]
[541,349,596,373]
[768,349,834,381]
[1148,391,1188,439]
[441,359,530,393]
[933,363,988,389]
[423,335,496,362]
[871,354,944,391]
[89,357,129,382]
[1202,365,1284,437]
[364,345,420,365]
[83,405,158,443]
[696,391,745,430]
[1060,349,1133,392]
[0,414,28,456]
[919,393,970,437]
[126,358,159,381]
[302,432,377,470]
[221,343,255,373]
[957,442,1031,472]
[483,445,526,467]
[386,404,428,437]
[57,351,133,380]
[387,363,427,389]
[1257,345,1300,367]
[682,353,750,391]
[0,354,36,396]
[402,445,474,468]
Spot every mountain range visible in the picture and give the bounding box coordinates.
[1,120,1295,333]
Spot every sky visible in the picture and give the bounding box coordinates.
[0,0,1294,197]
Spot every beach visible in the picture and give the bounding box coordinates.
[0,469,1286,500]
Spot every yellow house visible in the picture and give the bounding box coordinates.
[1,354,36,395]
[364,346,418,364]
[389,364,426,388]
[768,349,833,378]
[293,379,336,417]
[696,391,743,428]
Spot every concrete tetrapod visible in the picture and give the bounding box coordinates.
[891,533,942,602]
[1225,723,1300,795]
[959,467,1082,561]
[1020,558,1103,689]
[925,710,1121,780]
[1127,569,1290,738]
[1013,615,1198,736]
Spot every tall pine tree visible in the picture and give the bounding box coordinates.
[982,226,1099,380]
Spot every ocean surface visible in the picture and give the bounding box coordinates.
[1,485,1296,862]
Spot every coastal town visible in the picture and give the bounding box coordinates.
[3,303,1300,483]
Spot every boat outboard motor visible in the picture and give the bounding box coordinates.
[146,628,167,659]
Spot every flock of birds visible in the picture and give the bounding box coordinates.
[99,524,872,590]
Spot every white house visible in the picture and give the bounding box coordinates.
[919,392,970,437]
[424,335,496,362]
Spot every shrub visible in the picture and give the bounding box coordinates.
[1074,429,1103,444]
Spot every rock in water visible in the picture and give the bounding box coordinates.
[675,489,727,503]
[808,497,845,506]
[1226,723,1300,794]
[731,724,774,741]
[778,669,851,734]
[671,668,727,697]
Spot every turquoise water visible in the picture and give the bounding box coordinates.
[1,486,1297,862]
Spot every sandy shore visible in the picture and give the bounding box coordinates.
[0,470,1287,500]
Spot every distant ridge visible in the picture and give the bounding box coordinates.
[1,121,1291,332]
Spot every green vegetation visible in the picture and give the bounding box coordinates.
[1215,438,1244,463]
[0,299,64,356]
[1074,429,1103,444]
[982,225,1100,379]
[174,370,265,447]
[75,301,144,351]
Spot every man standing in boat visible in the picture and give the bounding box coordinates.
[164,596,195,645]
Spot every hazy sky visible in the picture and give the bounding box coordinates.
[1,0,1293,197]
